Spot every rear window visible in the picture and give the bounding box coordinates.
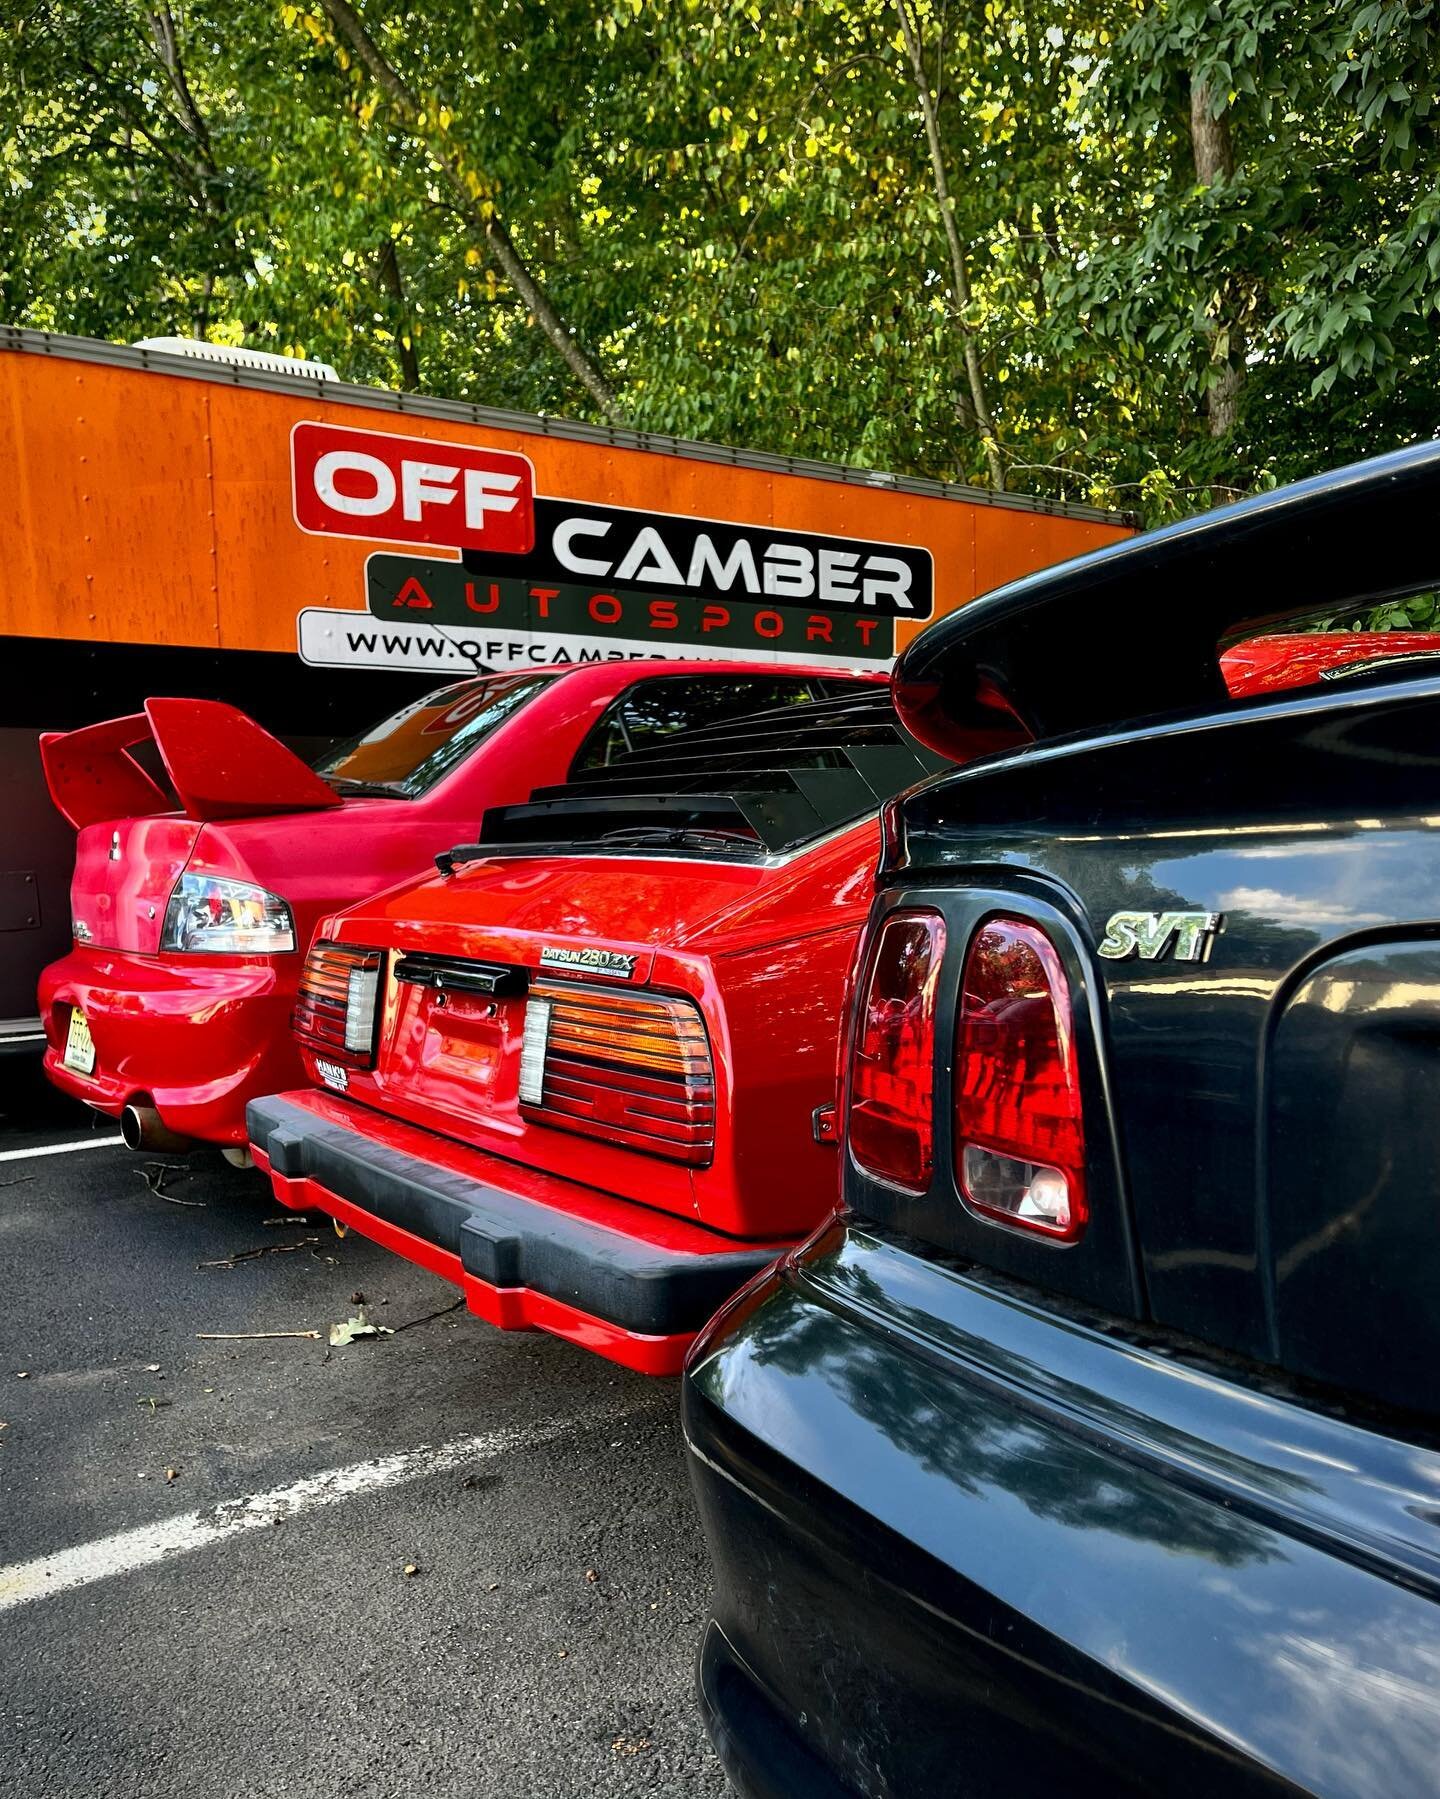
[313,674,552,797]
[570,675,852,772]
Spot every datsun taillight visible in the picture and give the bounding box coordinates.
[519,982,715,1166]
[292,941,384,1069]
[848,912,946,1193]
[955,918,1086,1240]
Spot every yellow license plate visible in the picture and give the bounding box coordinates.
[63,1007,96,1075]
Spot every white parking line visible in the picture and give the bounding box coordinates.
[0,1409,621,1613]
[0,1136,125,1164]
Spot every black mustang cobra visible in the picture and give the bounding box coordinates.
[683,443,1440,1799]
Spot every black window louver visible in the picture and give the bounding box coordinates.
[447,688,955,866]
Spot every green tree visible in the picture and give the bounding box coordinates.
[3,0,1438,524]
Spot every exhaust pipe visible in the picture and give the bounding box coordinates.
[121,1103,197,1155]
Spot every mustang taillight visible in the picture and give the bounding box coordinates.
[292,941,384,1068]
[518,981,714,1166]
[955,919,1086,1240]
[848,912,946,1193]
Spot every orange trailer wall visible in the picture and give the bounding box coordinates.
[0,348,1127,668]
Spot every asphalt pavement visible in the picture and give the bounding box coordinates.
[0,1070,730,1799]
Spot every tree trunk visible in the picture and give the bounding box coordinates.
[318,0,624,424]
[1189,75,1240,438]
[893,0,1005,491]
[375,238,420,390]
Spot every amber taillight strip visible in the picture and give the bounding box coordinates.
[292,941,384,1068]
[519,980,715,1167]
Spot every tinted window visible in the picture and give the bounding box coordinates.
[314,674,552,797]
[571,675,849,772]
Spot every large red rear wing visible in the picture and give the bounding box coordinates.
[41,696,342,829]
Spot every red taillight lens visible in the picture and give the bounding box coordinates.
[955,919,1086,1240]
[519,982,715,1167]
[848,912,946,1193]
[293,940,384,1069]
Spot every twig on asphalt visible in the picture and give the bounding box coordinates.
[139,1162,206,1205]
[197,1238,321,1270]
[393,1296,466,1333]
[195,1330,322,1341]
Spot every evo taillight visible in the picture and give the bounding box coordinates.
[519,981,715,1166]
[292,941,384,1069]
[848,912,946,1193]
[955,919,1086,1240]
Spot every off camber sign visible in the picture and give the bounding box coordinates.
[290,421,933,674]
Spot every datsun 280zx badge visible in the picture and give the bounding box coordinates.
[1098,910,1221,963]
[539,945,637,980]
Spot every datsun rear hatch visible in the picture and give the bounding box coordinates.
[296,689,993,1230]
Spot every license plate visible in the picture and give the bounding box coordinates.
[63,1007,96,1075]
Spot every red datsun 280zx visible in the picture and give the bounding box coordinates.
[38,662,860,1155]
[247,685,1024,1372]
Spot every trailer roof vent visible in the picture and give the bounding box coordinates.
[132,337,339,381]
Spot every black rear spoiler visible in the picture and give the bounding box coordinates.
[893,440,1440,756]
[444,688,980,867]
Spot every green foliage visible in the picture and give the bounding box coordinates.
[2,0,1438,524]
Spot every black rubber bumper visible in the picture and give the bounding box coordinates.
[247,1094,780,1336]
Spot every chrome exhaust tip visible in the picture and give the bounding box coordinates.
[120,1103,197,1155]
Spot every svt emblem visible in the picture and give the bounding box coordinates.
[1098,910,1221,963]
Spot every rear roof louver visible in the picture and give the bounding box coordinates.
[463,688,961,863]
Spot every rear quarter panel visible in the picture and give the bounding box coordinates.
[891,682,1440,1410]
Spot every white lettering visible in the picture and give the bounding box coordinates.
[400,460,460,522]
[313,450,396,517]
[463,468,522,530]
[614,526,686,586]
[763,543,815,599]
[861,555,914,612]
[818,549,859,605]
[687,534,760,594]
[553,517,613,577]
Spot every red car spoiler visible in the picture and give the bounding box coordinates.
[40,697,343,829]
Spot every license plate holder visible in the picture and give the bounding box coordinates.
[63,1007,96,1075]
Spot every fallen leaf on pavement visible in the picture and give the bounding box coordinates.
[403,1562,420,1578]
[329,1307,395,1347]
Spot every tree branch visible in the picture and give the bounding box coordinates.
[375,236,420,390]
[317,0,625,423]
[893,0,1004,489]
[1190,74,1240,440]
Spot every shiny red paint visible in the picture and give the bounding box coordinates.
[291,820,880,1239]
[41,660,865,1144]
[1220,631,1440,696]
